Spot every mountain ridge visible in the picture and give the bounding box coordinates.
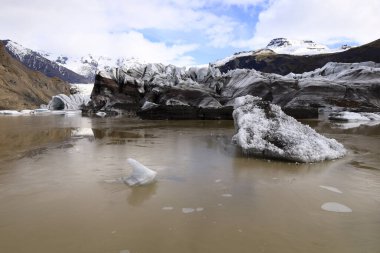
[2,40,91,83]
[215,38,380,75]
[0,42,70,110]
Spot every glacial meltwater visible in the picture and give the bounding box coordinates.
[0,115,379,253]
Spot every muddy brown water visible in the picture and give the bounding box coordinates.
[0,115,379,253]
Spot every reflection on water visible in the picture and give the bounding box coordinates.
[0,115,380,253]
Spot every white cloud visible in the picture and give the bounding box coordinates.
[248,0,380,48]
[0,0,266,65]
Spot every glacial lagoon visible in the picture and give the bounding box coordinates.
[0,115,380,253]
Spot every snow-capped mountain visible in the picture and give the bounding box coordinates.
[2,40,90,83]
[266,38,336,55]
[212,38,349,67]
[2,39,145,83]
[43,53,145,82]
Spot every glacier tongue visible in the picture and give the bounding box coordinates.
[232,95,346,163]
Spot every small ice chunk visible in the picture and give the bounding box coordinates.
[123,158,157,186]
[319,185,342,194]
[20,109,33,114]
[215,179,222,183]
[196,207,204,212]
[120,250,130,253]
[182,208,195,214]
[221,194,232,197]
[0,110,22,115]
[162,206,174,211]
[321,202,352,212]
[141,101,159,111]
[96,111,106,117]
[33,108,50,114]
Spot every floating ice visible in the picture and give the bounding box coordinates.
[71,128,94,137]
[232,95,346,163]
[221,194,232,197]
[33,108,50,114]
[329,111,380,121]
[215,179,222,183]
[0,110,22,116]
[182,208,195,214]
[196,207,204,212]
[162,206,174,211]
[319,185,342,194]
[96,111,106,117]
[123,158,157,186]
[20,109,33,114]
[321,202,352,212]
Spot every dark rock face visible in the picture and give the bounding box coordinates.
[2,40,90,83]
[216,39,380,75]
[137,105,233,120]
[88,61,380,119]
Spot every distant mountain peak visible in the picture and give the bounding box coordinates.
[266,38,332,55]
[2,39,90,83]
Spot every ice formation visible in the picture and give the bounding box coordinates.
[328,111,380,121]
[124,158,157,186]
[232,95,346,163]
[46,94,90,110]
[321,202,352,213]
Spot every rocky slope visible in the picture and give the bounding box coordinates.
[86,61,380,119]
[214,38,380,75]
[0,42,70,110]
[2,40,90,83]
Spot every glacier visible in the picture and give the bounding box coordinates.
[46,94,91,110]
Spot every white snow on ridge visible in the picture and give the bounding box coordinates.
[43,52,145,81]
[213,51,253,67]
[3,40,32,61]
[211,38,350,67]
[266,38,339,55]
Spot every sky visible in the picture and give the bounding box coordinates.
[1,0,379,66]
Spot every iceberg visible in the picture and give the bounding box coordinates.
[232,95,346,163]
[123,158,157,186]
